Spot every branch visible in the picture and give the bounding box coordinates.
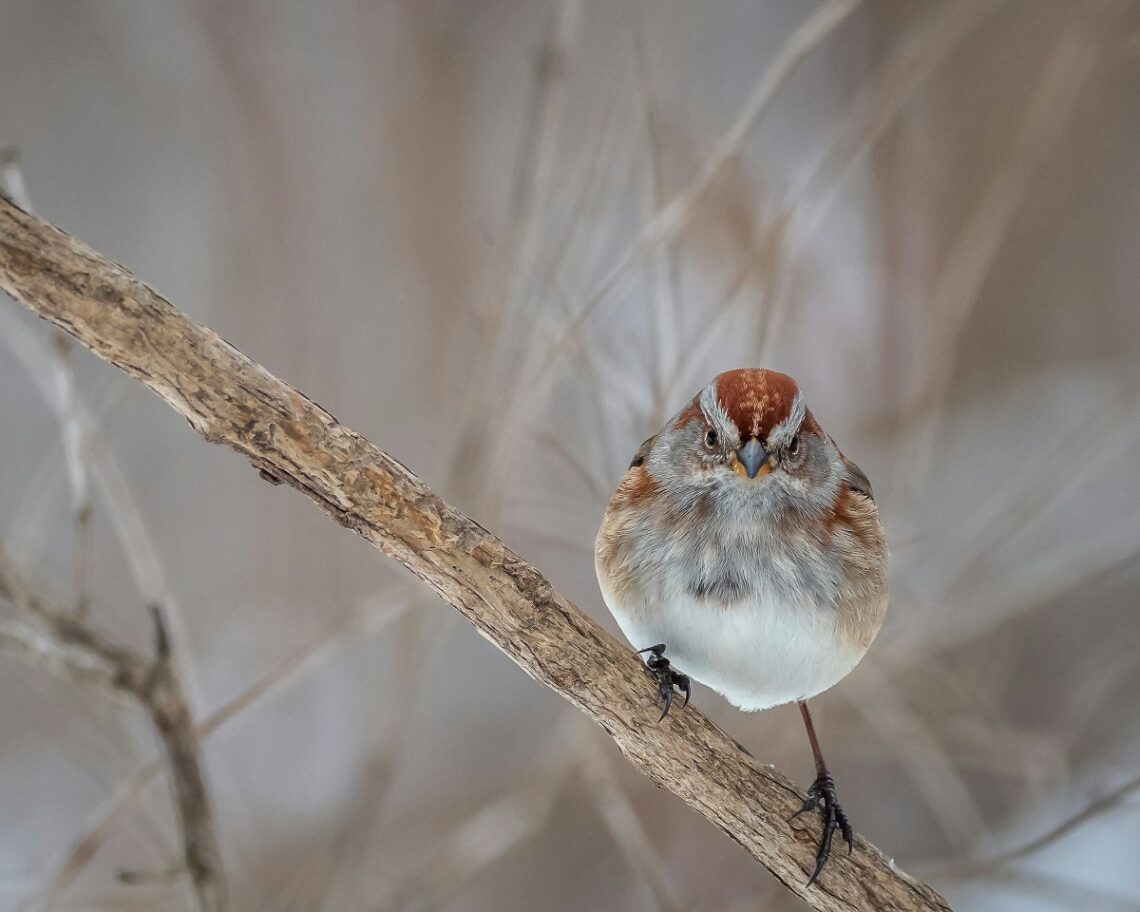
[0,192,951,912]
[0,552,227,911]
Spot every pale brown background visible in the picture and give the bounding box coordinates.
[2,1,1139,910]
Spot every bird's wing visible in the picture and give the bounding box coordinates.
[839,452,874,501]
[627,433,658,469]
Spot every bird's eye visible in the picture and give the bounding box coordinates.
[789,434,800,456]
[704,428,719,449]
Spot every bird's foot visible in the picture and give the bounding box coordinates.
[637,644,690,721]
[790,772,854,886]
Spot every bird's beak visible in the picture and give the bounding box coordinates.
[731,438,770,479]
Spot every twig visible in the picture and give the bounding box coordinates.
[0,147,32,210]
[0,294,200,701]
[372,753,576,912]
[934,771,1140,879]
[0,553,228,912]
[0,150,94,618]
[479,0,866,502]
[886,29,1101,501]
[49,331,95,617]
[541,0,864,365]
[22,587,411,910]
[0,193,951,912]
[578,734,683,912]
[141,605,228,912]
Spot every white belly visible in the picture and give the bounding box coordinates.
[599,579,863,712]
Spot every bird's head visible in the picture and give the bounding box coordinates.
[642,369,843,519]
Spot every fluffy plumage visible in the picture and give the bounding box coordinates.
[595,368,888,711]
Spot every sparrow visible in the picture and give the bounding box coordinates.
[595,368,888,884]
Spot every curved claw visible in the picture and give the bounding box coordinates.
[788,791,818,822]
[794,773,854,887]
[639,644,691,722]
[657,679,674,722]
[837,805,854,856]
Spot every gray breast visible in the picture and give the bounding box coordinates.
[678,523,843,610]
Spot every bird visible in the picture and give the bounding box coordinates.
[595,368,888,884]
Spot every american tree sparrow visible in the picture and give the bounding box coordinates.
[595,368,888,883]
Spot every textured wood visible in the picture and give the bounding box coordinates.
[0,193,951,912]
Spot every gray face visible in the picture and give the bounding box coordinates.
[647,395,842,526]
[629,400,846,610]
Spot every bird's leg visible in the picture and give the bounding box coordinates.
[636,644,690,721]
[791,700,854,886]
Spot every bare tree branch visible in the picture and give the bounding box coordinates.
[933,771,1140,880]
[24,589,411,911]
[0,193,951,912]
[0,552,228,912]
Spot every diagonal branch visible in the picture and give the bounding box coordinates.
[0,192,951,912]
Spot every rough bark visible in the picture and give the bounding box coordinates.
[0,192,951,912]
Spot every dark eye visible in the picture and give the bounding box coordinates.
[704,428,719,449]
[789,434,800,455]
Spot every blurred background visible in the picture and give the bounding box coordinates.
[2,1,1139,910]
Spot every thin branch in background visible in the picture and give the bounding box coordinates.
[21,586,412,911]
[142,605,227,912]
[454,0,582,515]
[669,211,787,397]
[578,734,683,912]
[316,598,455,911]
[526,424,610,502]
[0,552,228,912]
[787,0,1006,246]
[952,870,1139,912]
[482,0,867,503]
[0,284,201,707]
[500,0,581,311]
[889,372,1140,566]
[537,85,635,307]
[933,383,1140,622]
[921,501,1140,659]
[49,331,94,618]
[0,147,32,210]
[958,771,1140,876]
[1,149,94,618]
[4,375,124,567]
[0,611,137,700]
[843,659,988,850]
[887,28,1102,502]
[749,0,1008,374]
[632,28,680,427]
[543,0,865,359]
[115,866,182,887]
[924,791,1140,912]
[371,736,579,912]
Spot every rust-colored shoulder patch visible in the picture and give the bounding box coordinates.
[714,369,800,441]
[824,483,883,549]
[612,464,660,510]
[824,484,889,651]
